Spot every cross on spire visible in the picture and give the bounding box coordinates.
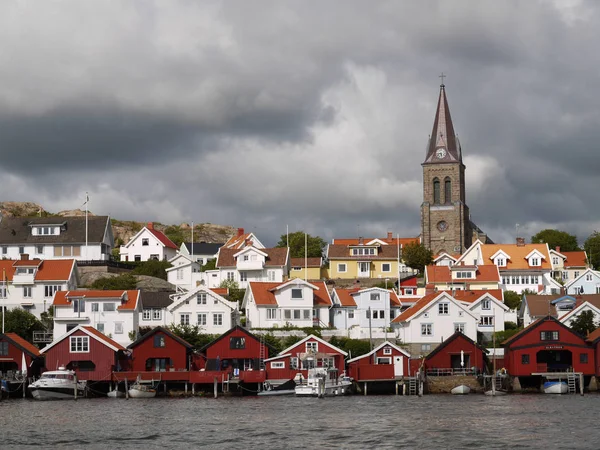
[439,72,446,87]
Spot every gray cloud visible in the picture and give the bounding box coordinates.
[0,0,599,247]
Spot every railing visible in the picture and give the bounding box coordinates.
[77,260,135,270]
[425,368,478,376]
[33,331,53,343]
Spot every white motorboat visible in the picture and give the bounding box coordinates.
[28,368,86,400]
[128,379,157,398]
[543,381,568,394]
[295,368,353,397]
[451,385,471,395]
[107,389,125,398]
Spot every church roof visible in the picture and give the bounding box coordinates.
[423,84,461,164]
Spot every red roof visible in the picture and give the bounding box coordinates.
[4,332,41,356]
[148,228,178,249]
[426,265,500,283]
[312,281,332,306]
[586,327,600,343]
[210,288,229,296]
[82,326,126,350]
[0,259,75,282]
[452,289,503,303]
[248,281,331,307]
[53,290,140,310]
[563,251,588,268]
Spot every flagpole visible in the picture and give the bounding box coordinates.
[2,268,5,334]
[191,221,194,260]
[85,192,89,260]
[305,232,307,282]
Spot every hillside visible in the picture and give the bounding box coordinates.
[0,201,236,247]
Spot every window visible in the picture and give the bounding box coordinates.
[143,309,151,320]
[213,313,223,326]
[142,238,149,246]
[271,361,285,369]
[154,335,166,348]
[496,258,505,267]
[134,255,141,262]
[481,299,491,310]
[581,353,589,364]
[284,310,291,320]
[456,271,473,279]
[103,303,115,312]
[382,263,391,272]
[540,331,559,341]
[306,342,318,352]
[337,263,347,273]
[36,245,44,254]
[480,316,494,327]
[552,257,559,265]
[454,323,465,334]
[433,178,440,204]
[197,313,207,326]
[197,293,207,305]
[405,288,414,295]
[239,272,248,282]
[383,347,392,355]
[438,303,449,315]
[73,299,85,313]
[266,308,277,320]
[227,272,235,281]
[70,336,89,353]
[530,258,539,266]
[176,269,184,280]
[89,303,98,312]
[293,310,301,320]
[421,324,433,336]
[291,289,303,299]
[597,287,600,294]
[521,354,530,364]
[114,323,123,334]
[180,313,190,325]
[303,309,311,319]
[0,341,8,356]
[96,323,105,333]
[373,310,379,319]
[18,246,24,254]
[370,293,380,301]
[290,357,299,369]
[44,285,60,298]
[243,255,249,261]
[230,337,245,349]
[23,286,32,298]
[348,310,355,319]
[574,271,580,278]
[586,273,593,281]
[152,309,162,320]
[268,271,276,281]
[444,177,452,204]
[149,254,159,261]
[562,271,569,280]
[292,267,302,271]
[1,246,6,255]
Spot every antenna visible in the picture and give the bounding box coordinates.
[515,223,520,238]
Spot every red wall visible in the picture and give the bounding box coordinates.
[348,346,410,381]
[505,320,595,376]
[43,330,117,381]
[128,330,189,372]
[425,335,485,372]
[204,328,271,361]
[0,336,37,373]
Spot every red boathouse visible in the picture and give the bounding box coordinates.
[125,326,194,372]
[424,332,487,375]
[347,341,411,381]
[0,333,43,378]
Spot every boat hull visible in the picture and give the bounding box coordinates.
[30,387,85,400]
[544,382,568,394]
[295,381,352,397]
[451,385,471,395]
[257,389,296,396]
[484,390,507,396]
[128,388,157,398]
[107,390,125,398]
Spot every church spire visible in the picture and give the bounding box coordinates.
[423,78,461,164]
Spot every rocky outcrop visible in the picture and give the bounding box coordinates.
[0,201,46,217]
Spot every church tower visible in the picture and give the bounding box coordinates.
[421,81,472,255]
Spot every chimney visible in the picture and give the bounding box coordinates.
[387,232,393,241]
[147,222,154,230]
[21,253,29,261]
[358,236,364,245]
[237,227,244,237]
[556,246,561,253]
[516,237,525,247]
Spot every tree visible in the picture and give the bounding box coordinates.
[570,310,597,336]
[401,242,433,274]
[219,279,245,307]
[584,231,600,270]
[531,229,579,252]
[0,309,45,342]
[91,273,137,290]
[132,259,172,280]
[276,231,326,258]
[201,259,216,272]
[167,323,219,350]
[503,291,522,310]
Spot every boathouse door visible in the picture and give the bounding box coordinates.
[394,356,403,377]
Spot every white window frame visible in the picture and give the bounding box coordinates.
[197,293,207,305]
[291,289,303,299]
[454,323,465,334]
[103,303,115,312]
[266,308,277,320]
[480,316,494,327]
[421,323,433,336]
[213,313,223,326]
[481,299,491,310]
[114,322,123,334]
[383,347,392,355]
[438,303,449,315]
[152,309,162,320]
[271,361,285,369]
[70,336,89,353]
[337,263,347,273]
[198,313,207,326]
[23,286,32,298]
[180,313,190,325]
[348,310,355,319]
[370,293,380,301]
[143,309,151,320]
[306,341,318,352]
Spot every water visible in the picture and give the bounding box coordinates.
[0,394,597,449]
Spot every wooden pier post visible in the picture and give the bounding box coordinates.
[163,382,167,395]
[403,383,406,396]
[580,373,584,396]
[74,373,78,401]
[23,377,27,399]
[185,382,188,395]
[192,383,195,396]
[363,382,367,396]
[214,377,218,399]
[125,378,129,399]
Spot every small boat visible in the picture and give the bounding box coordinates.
[257,379,296,396]
[28,367,86,400]
[107,389,125,398]
[295,368,353,397]
[544,381,568,394]
[451,385,471,395]
[484,389,507,396]
[128,378,157,398]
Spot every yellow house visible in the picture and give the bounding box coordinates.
[327,241,401,279]
[289,257,322,280]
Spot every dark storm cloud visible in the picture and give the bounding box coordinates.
[0,0,598,246]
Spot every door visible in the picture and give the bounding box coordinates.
[358,262,370,278]
[394,356,403,377]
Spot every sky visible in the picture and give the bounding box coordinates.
[0,0,598,247]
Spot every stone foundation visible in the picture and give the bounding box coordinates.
[427,375,482,394]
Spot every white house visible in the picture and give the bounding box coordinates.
[211,246,290,289]
[0,256,78,319]
[450,289,508,335]
[166,285,239,334]
[391,291,479,355]
[119,222,178,262]
[243,279,332,329]
[139,291,174,328]
[330,287,402,336]
[559,296,600,328]
[520,293,600,327]
[165,254,202,291]
[564,268,600,295]
[223,228,265,250]
[549,248,589,283]
[0,216,114,261]
[433,252,459,267]
[53,290,142,347]
[178,242,222,265]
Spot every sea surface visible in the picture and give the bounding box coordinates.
[0,394,597,449]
